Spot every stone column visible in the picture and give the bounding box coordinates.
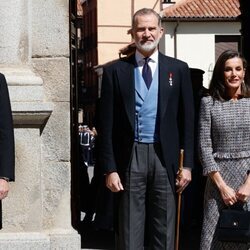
[0,0,80,249]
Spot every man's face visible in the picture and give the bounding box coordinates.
[132,13,163,56]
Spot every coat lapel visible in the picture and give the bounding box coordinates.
[117,53,172,129]
[159,53,171,119]
[117,56,135,130]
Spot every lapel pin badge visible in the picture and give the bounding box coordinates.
[169,72,173,86]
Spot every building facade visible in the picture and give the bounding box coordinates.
[161,0,241,87]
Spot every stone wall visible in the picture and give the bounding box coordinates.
[0,0,80,249]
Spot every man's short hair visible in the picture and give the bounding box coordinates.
[132,8,161,29]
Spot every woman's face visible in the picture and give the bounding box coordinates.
[223,57,245,93]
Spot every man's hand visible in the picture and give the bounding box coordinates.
[176,168,191,193]
[0,179,9,200]
[106,172,124,192]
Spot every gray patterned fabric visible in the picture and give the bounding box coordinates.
[199,96,250,250]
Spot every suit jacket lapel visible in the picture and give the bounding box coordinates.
[117,56,135,130]
[159,53,171,119]
[117,53,172,129]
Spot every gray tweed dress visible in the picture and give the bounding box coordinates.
[198,96,250,250]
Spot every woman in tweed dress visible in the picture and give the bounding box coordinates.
[199,50,250,250]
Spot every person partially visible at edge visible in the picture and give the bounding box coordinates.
[98,8,194,249]
[0,73,15,229]
[198,50,250,249]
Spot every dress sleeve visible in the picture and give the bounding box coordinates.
[198,97,220,175]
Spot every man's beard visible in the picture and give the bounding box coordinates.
[135,38,160,53]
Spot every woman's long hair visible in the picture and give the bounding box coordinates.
[209,50,250,101]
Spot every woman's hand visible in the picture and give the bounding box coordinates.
[236,176,250,203]
[208,171,237,206]
[219,184,237,206]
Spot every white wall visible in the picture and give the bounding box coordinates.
[161,21,241,87]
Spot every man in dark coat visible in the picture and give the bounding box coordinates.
[0,73,15,229]
[98,8,194,250]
